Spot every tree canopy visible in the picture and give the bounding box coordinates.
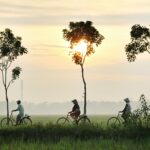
[63,21,104,65]
[0,28,27,61]
[125,24,150,62]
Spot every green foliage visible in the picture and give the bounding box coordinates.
[0,28,27,61]
[63,21,104,65]
[12,67,22,80]
[125,24,150,62]
[131,94,150,127]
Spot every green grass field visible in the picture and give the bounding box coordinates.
[0,114,110,125]
[31,115,110,124]
[0,115,149,150]
[1,138,150,150]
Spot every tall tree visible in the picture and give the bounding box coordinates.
[0,28,27,119]
[125,24,150,62]
[63,21,104,115]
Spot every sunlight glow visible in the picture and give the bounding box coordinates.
[73,40,87,56]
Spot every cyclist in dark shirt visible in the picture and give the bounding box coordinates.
[69,99,80,120]
[119,98,131,123]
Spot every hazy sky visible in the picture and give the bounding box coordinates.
[0,0,150,104]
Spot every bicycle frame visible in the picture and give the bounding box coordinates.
[66,113,76,122]
[116,112,124,123]
[9,112,24,125]
[9,112,16,124]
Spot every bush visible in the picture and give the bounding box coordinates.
[131,94,150,127]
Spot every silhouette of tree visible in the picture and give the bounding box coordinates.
[0,28,27,119]
[63,21,104,114]
[125,24,150,62]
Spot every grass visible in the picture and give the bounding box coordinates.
[0,115,149,150]
[0,114,111,125]
[0,122,150,139]
[0,137,150,150]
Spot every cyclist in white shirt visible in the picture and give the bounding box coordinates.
[12,100,24,125]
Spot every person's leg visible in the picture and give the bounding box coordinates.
[16,114,21,125]
[74,111,80,119]
[122,113,127,123]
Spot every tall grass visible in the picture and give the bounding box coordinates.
[0,115,149,150]
[0,122,149,141]
[0,137,150,150]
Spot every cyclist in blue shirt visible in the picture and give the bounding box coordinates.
[12,100,24,125]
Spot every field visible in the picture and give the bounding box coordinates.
[1,138,150,150]
[0,115,150,150]
[31,115,110,125]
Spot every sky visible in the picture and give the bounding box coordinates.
[0,0,150,105]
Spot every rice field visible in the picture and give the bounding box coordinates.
[0,115,149,150]
[29,114,110,125]
[0,114,110,125]
[0,138,150,150]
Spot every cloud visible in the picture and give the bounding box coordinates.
[0,13,150,26]
[29,43,67,56]
[0,0,150,26]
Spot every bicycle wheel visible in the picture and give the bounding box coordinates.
[77,116,91,125]
[107,117,120,128]
[0,118,13,127]
[22,117,32,126]
[56,117,69,125]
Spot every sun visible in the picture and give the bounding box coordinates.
[73,40,87,55]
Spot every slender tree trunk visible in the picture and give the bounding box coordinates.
[80,64,87,115]
[5,86,9,120]
[2,66,9,120]
[5,67,9,119]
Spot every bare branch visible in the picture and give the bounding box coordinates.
[7,61,12,69]
[1,69,5,87]
[4,67,7,89]
[7,79,13,89]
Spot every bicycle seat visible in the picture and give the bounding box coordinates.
[24,114,30,117]
[79,114,87,118]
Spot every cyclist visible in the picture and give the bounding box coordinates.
[69,99,80,120]
[119,98,131,123]
[12,100,24,125]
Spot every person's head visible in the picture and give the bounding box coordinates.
[72,99,78,104]
[17,100,21,105]
[124,98,130,103]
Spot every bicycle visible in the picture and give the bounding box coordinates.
[56,113,91,125]
[0,112,32,127]
[107,111,125,128]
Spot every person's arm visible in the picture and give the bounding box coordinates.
[12,106,19,112]
[122,104,127,113]
[68,106,74,113]
[119,104,127,113]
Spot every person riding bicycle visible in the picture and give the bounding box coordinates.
[119,98,131,123]
[69,99,80,120]
[11,100,24,125]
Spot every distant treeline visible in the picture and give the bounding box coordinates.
[0,101,140,115]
